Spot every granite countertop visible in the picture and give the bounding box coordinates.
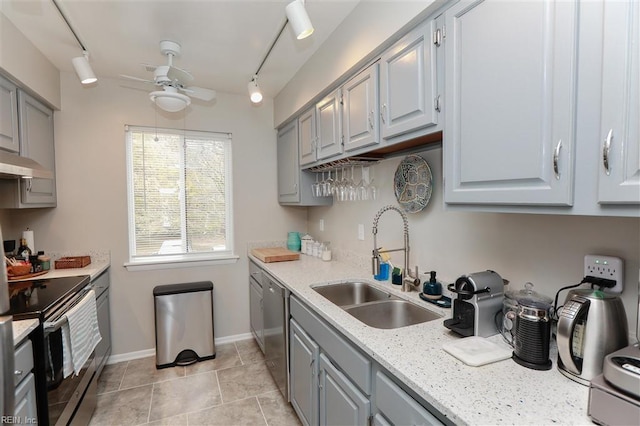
[250,253,591,425]
[12,319,38,346]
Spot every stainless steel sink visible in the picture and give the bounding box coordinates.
[345,300,442,329]
[312,282,441,329]
[312,281,396,306]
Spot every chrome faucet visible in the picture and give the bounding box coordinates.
[371,205,420,292]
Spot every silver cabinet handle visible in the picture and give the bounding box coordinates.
[368,111,374,129]
[603,129,613,176]
[553,139,562,180]
[434,95,441,112]
[14,369,23,376]
[269,286,275,293]
[380,103,387,124]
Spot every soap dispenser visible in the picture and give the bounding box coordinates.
[423,271,443,299]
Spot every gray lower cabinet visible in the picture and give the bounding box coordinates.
[290,319,319,426]
[289,296,446,426]
[249,260,265,352]
[14,339,37,424]
[318,353,370,426]
[373,369,442,426]
[93,270,111,376]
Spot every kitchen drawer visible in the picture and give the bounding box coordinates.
[249,260,263,286]
[92,269,110,298]
[14,339,33,386]
[290,296,371,394]
[374,371,442,426]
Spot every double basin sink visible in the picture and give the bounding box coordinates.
[312,281,441,329]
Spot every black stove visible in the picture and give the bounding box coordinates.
[8,275,90,321]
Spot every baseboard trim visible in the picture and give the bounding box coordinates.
[106,332,255,365]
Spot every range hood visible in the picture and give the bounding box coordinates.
[0,150,53,179]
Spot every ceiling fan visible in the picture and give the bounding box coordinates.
[121,40,216,112]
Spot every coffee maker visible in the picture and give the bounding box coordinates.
[557,288,628,385]
[444,270,504,337]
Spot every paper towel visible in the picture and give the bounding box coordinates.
[22,229,34,252]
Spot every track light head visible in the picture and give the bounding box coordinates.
[286,0,314,40]
[248,77,263,104]
[72,51,97,85]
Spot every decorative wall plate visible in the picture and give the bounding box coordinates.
[394,154,433,213]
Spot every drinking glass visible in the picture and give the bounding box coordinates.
[356,165,367,201]
[312,173,321,197]
[322,170,333,197]
[347,166,357,201]
[368,166,378,200]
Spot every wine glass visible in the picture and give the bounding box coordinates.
[356,165,367,201]
[311,173,321,197]
[347,166,357,201]
[322,170,333,197]
[368,165,378,200]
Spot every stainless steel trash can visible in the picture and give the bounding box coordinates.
[154,281,215,369]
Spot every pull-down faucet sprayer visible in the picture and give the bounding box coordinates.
[371,205,420,292]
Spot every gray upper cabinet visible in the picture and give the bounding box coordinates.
[316,88,343,161]
[443,0,578,206]
[597,0,639,205]
[380,18,439,141]
[0,75,19,153]
[18,91,56,206]
[278,119,332,206]
[299,107,317,167]
[0,89,57,208]
[278,120,301,203]
[343,63,380,152]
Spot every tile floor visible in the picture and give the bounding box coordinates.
[89,339,301,426]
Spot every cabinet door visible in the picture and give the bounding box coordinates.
[95,290,111,375]
[14,373,37,424]
[597,0,640,204]
[316,89,343,160]
[18,91,56,206]
[374,371,441,425]
[249,278,264,351]
[444,0,578,206]
[299,107,317,166]
[318,353,369,426]
[343,64,380,152]
[0,75,19,153]
[277,120,300,203]
[379,19,438,140]
[290,319,319,426]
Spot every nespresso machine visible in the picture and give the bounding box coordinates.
[444,270,504,337]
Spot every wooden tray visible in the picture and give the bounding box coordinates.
[8,270,48,282]
[251,248,300,263]
[54,256,91,269]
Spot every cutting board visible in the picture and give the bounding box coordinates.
[251,247,300,263]
[442,336,512,367]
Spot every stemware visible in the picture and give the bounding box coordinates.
[368,165,378,200]
[322,170,333,197]
[312,173,321,197]
[356,165,367,201]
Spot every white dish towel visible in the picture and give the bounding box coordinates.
[61,289,102,378]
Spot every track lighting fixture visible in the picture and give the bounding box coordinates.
[52,0,98,85]
[286,0,314,40]
[248,76,263,104]
[248,0,314,103]
[72,51,97,85]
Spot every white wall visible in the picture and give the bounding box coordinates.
[0,12,60,108]
[306,149,640,333]
[3,73,307,355]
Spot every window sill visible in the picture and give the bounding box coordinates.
[124,255,239,271]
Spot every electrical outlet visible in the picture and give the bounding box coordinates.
[584,254,624,293]
[319,219,324,232]
[358,224,365,241]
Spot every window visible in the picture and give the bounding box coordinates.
[125,125,236,269]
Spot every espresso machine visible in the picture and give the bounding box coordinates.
[444,270,504,337]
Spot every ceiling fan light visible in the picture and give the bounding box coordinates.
[248,79,263,104]
[72,52,97,84]
[150,90,191,112]
[286,0,314,40]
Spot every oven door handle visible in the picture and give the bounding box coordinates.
[44,315,68,333]
[44,285,94,332]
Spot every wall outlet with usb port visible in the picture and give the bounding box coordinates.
[584,254,624,293]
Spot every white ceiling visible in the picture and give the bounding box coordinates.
[0,0,360,99]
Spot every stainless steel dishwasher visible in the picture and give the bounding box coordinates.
[262,272,290,401]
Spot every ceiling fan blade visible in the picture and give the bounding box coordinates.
[120,74,155,84]
[167,66,194,83]
[182,86,216,101]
